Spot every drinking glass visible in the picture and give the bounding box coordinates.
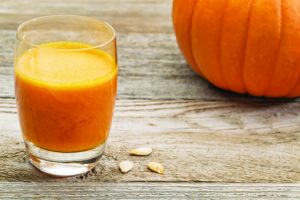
[14,15,117,176]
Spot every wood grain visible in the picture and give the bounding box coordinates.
[0,29,297,101]
[1,0,300,197]
[0,98,299,182]
[0,182,299,199]
[1,0,293,101]
[0,0,172,33]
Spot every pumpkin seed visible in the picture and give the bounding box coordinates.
[147,162,164,174]
[119,160,133,173]
[130,147,152,156]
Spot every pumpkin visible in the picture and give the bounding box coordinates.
[173,0,300,98]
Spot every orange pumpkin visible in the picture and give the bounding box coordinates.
[173,0,300,98]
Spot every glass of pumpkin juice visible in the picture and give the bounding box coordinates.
[14,15,117,176]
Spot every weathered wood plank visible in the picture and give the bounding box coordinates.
[0,0,172,33]
[0,2,299,197]
[0,30,297,100]
[0,98,299,182]
[0,182,299,199]
[1,0,299,101]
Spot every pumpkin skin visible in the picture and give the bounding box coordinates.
[173,0,300,98]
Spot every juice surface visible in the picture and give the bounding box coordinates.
[15,42,117,152]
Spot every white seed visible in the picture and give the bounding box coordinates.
[119,160,133,173]
[130,147,153,156]
[147,162,164,174]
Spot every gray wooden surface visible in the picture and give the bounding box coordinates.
[0,183,299,199]
[1,98,300,183]
[0,0,299,199]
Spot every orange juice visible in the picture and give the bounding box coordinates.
[15,42,117,152]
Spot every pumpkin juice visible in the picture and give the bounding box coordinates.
[15,42,117,152]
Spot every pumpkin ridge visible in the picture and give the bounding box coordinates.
[263,0,283,96]
[190,0,211,81]
[241,0,256,95]
[173,0,203,76]
[266,0,300,97]
[191,0,229,88]
[189,0,205,76]
[287,58,300,97]
[218,0,229,90]
[286,50,300,97]
[173,0,300,97]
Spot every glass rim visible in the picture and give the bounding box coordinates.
[16,15,116,52]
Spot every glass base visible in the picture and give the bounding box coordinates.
[25,141,106,177]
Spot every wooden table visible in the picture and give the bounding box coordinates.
[0,0,299,199]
